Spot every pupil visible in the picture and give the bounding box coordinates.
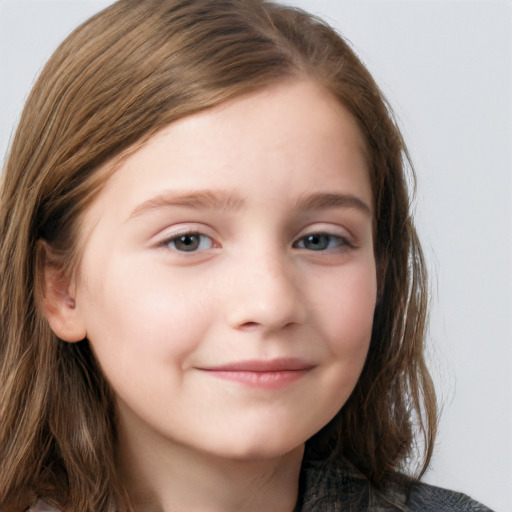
[176,235,199,251]
[306,234,327,250]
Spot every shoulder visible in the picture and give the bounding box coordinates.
[407,482,493,512]
[297,458,494,512]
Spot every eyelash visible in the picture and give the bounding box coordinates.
[159,230,355,253]
[160,232,216,252]
[292,233,355,252]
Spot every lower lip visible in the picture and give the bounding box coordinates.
[201,369,310,389]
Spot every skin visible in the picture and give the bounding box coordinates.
[44,79,377,511]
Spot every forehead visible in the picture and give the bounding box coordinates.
[82,79,371,228]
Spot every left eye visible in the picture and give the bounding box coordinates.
[293,233,345,251]
[165,233,214,252]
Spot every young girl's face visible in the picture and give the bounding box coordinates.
[58,80,377,462]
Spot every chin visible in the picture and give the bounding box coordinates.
[204,431,307,462]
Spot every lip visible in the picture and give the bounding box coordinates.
[197,358,314,389]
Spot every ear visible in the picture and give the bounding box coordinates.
[38,245,87,343]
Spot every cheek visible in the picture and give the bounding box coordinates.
[321,259,377,334]
[76,255,216,373]
[297,262,376,436]
[316,261,377,376]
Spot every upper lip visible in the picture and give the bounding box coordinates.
[198,358,315,372]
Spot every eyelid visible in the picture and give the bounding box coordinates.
[167,233,214,252]
[153,224,221,251]
[292,234,356,253]
[293,223,357,245]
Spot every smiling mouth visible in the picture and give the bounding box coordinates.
[197,358,314,389]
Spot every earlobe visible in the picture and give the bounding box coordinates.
[39,248,86,343]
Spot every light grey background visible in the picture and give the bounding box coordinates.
[1,1,511,511]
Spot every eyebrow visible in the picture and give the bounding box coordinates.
[294,192,372,217]
[128,190,246,220]
[127,189,371,220]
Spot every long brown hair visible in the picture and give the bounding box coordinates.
[0,0,436,510]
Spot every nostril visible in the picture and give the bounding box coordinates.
[239,321,260,331]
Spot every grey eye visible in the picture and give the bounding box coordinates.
[294,234,344,251]
[167,233,213,252]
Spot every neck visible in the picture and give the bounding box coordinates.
[117,423,304,512]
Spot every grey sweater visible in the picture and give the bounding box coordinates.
[297,458,493,511]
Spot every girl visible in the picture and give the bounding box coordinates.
[0,1,493,511]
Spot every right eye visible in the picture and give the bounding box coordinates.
[162,232,215,252]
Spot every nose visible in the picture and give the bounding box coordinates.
[225,248,306,333]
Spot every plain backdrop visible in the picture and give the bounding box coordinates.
[1,1,511,511]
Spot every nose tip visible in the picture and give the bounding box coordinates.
[226,259,306,333]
